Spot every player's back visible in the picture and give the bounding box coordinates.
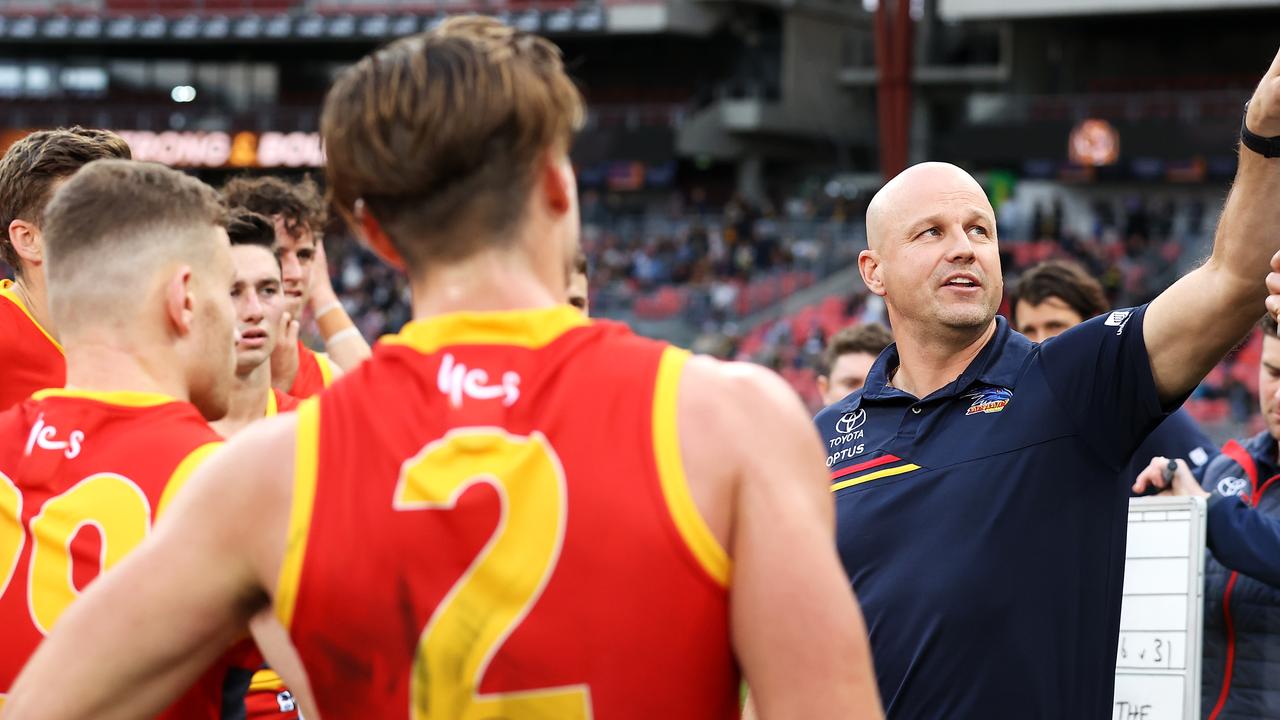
[279,306,739,719]
[0,389,221,712]
[0,281,65,411]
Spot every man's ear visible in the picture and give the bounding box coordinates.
[859,249,887,297]
[165,265,195,336]
[541,154,574,217]
[356,200,405,271]
[817,375,830,398]
[9,219,43,268]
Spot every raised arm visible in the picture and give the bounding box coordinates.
[680,357,883,718]
[1144,47,1280,402]
[0,417,299,720]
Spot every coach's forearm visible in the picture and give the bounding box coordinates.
[1209,148,1280,295]
[1214,48,1280,289]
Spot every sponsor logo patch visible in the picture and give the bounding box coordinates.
[1104,310,1131,327]
[1217,476,1249,499]
[964,387,1012,416]
[835,409,866,435]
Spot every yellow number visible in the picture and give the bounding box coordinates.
[26,474,151,634]
[394,429,591,720]
[0,472,23,599]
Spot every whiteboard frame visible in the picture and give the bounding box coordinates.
[1116,495,1207,720]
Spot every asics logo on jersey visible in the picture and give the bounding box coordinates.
[438,353,521,408]
[24,414,84,460]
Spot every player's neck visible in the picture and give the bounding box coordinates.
[12,272,56,340]
[409,247,562,319]
[63,340,190,402]
[212,362,271,438]
[889,319,997,399]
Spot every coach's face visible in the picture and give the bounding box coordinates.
[860,163,1002,334]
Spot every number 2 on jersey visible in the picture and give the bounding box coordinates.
[394,429,591,720]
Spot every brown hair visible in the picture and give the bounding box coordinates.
[220,175,326,241]
[42,160,227,292]
[1262,313,1278,339]
[0,127,131,275]
[320,15,584,270]
[1008,260,1109,326]
[225,207,277,251]
[821,323,894,376]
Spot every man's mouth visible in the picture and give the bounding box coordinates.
[941,273,981,289]
[238,327,268,347]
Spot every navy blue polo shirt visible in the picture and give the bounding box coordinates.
[816,306,1172,719]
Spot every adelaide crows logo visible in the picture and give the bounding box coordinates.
[964,386,1012,416]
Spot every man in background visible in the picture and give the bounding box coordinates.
[1009,259,1218,479]
[0,127,131,409]
[1137,313,1280,718]
[222,176,370,396]
[817,323,894,407]
[211,209,301,439]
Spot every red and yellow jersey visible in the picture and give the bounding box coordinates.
[231,389,301,718]
[219,645,300,720]
[288,341,335,399]
[0,280,65,411]
[276,306,738,719]
[242,667,301,719]
[269,388,301,416]
[0,389,224,716]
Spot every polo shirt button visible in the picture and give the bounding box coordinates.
[911,407,922,414]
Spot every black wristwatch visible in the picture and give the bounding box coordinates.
[1241,101,1280,158]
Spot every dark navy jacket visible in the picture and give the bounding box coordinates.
[815,307,1174,719]
[1199,430,1280,719]
[1126,408,1217,488]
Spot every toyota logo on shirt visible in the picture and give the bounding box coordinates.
[835,409,866,435]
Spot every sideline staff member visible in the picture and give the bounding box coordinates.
[817,48,1280,718]
[1137,314,1280,719]
[1009,259,1217,481]
[817,323,894,407]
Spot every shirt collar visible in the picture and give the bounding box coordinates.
[853,317,1031,408]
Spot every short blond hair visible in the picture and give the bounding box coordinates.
[321,16,584,270]
[42,160,227,331]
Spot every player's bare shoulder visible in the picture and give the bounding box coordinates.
[682,355,816,435]
[678,355,830,492]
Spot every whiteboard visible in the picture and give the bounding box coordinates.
[1113,496,1207,720]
